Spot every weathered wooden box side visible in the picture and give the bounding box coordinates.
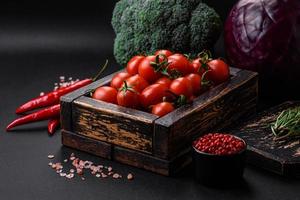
[72,96,158,154]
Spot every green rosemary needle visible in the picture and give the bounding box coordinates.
[271,106,300,140]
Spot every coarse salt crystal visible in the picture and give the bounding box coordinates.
[77,168,83,175]
[70,169,75,173]
[48,155,55,159]
[108,167,113,172]
[40,92,45,96]
[64,159,68,163]
[78,161,85,168]
[83,161,93,169]
[55,164,63,170]
[127,173,134,180]
[96,174,101,178]
[112,173,120,179]
[70,156,76,161]
[60,173,66,177]
[66,173,74,179]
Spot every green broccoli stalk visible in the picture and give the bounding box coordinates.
[112,0,222,66]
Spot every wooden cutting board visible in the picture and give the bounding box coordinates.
[230,101,300,177]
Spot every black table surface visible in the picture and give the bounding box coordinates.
[2,57,300,200]
[1,2,300,200]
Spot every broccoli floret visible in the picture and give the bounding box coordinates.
[112,0,222,66]
[190,3,222,51]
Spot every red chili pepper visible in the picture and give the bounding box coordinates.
[7,104,60,131]
[48,118,60,135]
[15,60,108,114]
[15,79,92,114]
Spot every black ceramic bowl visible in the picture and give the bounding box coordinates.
[192,135,246,187]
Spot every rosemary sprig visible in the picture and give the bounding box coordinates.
[271,106,300,140]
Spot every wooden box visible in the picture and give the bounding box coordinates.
[60,67,258,176]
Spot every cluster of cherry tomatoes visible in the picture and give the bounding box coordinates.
[92,50,230,117]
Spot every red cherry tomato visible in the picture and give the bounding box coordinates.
[123,74,149,92]
[138,55,162,83]
[117,82,140,109]
[207,59,230,84]
[169,77,193,98]
[140,84,168,109]
[152,102,174,117]
[126,55,145,75]
[185,73,201,95]
[155,77,172,88]
[168,54,193,76]
[110,72,131,89]
[92,86,118,104]
[191,58,206,76]
[154,50,173,57]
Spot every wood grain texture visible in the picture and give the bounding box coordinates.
[229,67,241,76]
[114,146,170,175]
[154,69,258,159]
[230,101,300,177]
[114,146,191,176]
[72,96,158,154]
[60,99,73,131]
[62,129,112,159]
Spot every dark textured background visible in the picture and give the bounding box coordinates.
[0,1,299,200]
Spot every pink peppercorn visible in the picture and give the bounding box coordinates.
[193,133,245,155]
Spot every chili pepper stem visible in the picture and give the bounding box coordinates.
[201,70,212,88]
[92,60,109,81]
